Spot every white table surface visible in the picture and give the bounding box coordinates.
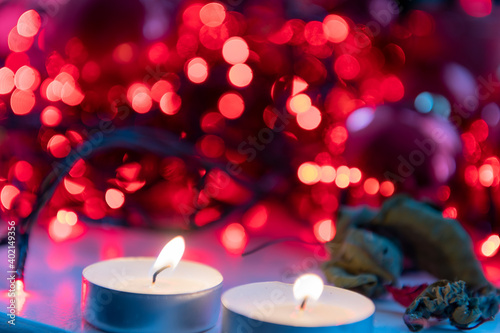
[1,207,499,332]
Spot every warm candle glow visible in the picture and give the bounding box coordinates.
[293,274,324,310]
[149,236,185,283]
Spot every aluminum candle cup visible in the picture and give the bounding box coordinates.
[221,282,375,333]
[82,258,223,333]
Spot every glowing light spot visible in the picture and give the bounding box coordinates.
[298,162,321,185]
[349,168,362,184]
[334,54,360,80]
[199,135,225,158]
[243,204,268,229]
[105,188,125,209]
[10,89,35,115]
[479,164,494,187]
[200,2,226,27]
[442,207,458,219]
[148,42,169,64]
[113,43,134,63]
[8,27,34,52]
[221,223,247,255]
[470,119,488,142]
[346,107,375,132]
[61,84,84,106]
[437,185,451,201]
[17,10,41,37]
[151,80,174,102]
[160,92,181,115]
[381,76,404,102]
[460,0,492,18]
[1,185,20,210]
[131,92,152,113]
[47,134,71,158]
[183,4,203,29]
[297,106,322,130]
[288,94,312,114]
[414,92,433,113]
[14,65,39,91]
[304,21,327,46]
[323,15,349,43]
[14,161,33,182]
[335,174,349,188]
[41,106,62,127]
[330,126,348,144]
[465,165,479,186]
[314,219,336,243]
[364,178,379,195]
[186,57,208,84]
[482,235,500,257]
[222,37,249,65]
[481,103,500,126]
[49,217,72,242]
[46,80,62,101]
[64,178,85,195]
[228,63,253,88]
[0,67,15,94]
[218,92,244,119]
[379,181,395,197]
[320,166,336,183]
[57,210,77,226]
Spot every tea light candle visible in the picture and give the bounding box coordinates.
[82,236,223,333]
[222,274,375,332]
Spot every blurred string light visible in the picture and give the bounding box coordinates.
[414,92,451,118]
[314,219,336,243]
[481,234,500,257]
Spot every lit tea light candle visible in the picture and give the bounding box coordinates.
[82,236,223,333]
[222,274,375,332]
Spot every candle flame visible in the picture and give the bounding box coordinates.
[293,274,324,310]
[149,236,185,283]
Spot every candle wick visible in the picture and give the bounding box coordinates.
[299,296,308,311]
[152,265,171,285]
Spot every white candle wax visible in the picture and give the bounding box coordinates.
[82,257,223,333]
[83,258,219,294]
[222,281,375,332]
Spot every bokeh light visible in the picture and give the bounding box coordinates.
[17,10,41,38]
[221,223,247,255]
[323,15,349,43]
[41,106,62,127]
[160,92,182,115]
[11,89,35,115]
[200,2,226,27]
[334,54,360,80]
[320,166,336,183]
[218,92,244,119]
[288,94,312,114]
[314,219,336,243]
[0,67,15,94]
[298,162,321,185]
[186,57,208,83]
[364,178,380,195]
[379,181,395,197]
[481,234,500,257]
[222,37,249,64]
[228,63,253,88]
[297,106,322,130]
[105,189,125,209]
[1,185,20,210]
